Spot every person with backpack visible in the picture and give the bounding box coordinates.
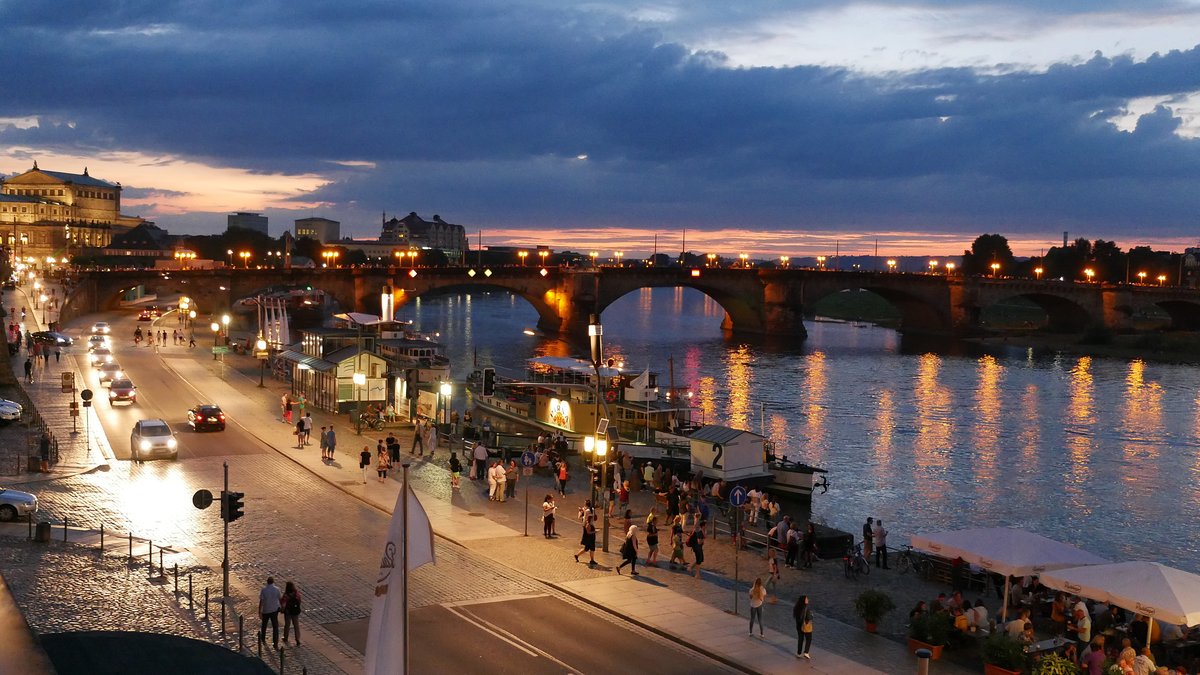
[688,520,706,578]
[281,581,302,646]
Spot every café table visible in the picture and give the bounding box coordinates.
[1024,636,1071,656]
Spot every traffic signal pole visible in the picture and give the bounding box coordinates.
[222,461,229,629]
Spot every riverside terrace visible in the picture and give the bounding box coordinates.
[64,266,1200,341]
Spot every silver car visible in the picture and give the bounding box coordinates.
[0,487,37,521]
[130,419,178,461]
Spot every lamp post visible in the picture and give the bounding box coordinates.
[614,251,623,267]
[739,253,749,268]
[239,251,251,268]
[538,250,549,268]
[928,260,938,274]
[39,294,47,324]
[439,380,451,430]
[780,256,790,268]
[589,251,598,267]
[32,281,40,308]
[990,262,1000,277]
[886,259,897,273]
[1137,271,1147,284]
[211,322,220,360]
[816,255,826,269]
[1034,267,1044,280]
[256,336,268,387]
[1084,268,1095,283]
[587,317,611,552]
[353,372,366,435]
[518,250,528,266]
[188,310,196,341]
[1158,274,1167,286]
[706,253,716,268]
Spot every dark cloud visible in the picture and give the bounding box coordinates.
[1,0,1199,241]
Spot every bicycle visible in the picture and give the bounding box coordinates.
[358,413,385,431]
[843,542,870,579]
[895,544,932,577]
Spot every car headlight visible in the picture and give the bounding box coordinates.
[140,440,151,450]
[109,390,117,398]
[167,438,178,449]
[115,371,123,379]
[105,356,112,363]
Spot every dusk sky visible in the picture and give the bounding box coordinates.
[2,0,1200,257]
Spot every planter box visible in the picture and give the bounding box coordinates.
[907,638,944,660]
[983,664,1021,675]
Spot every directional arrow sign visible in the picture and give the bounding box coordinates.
[728,485,748,507]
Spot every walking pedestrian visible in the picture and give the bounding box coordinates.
[410,419,424,455]
[644,514,660,567]
[574,500,597,565]
[376,445,391,482]
[326,427,337,459]
[556,460,569,497]
[616,525,640,575]
[38,433,51,472]
[766,546,781,601]
[794,595,814,659]
[294,419,305,449]
[386,432,399,464]
[281,581,302,646]
[669,515,685,568]
[54,346,60,362]
[688,520,706,578]
[487,460,500,500]
[749,578,767,636]
[873,519,889,569]
[258,577,282,650]
[448,452,462,489]
[359,446,372,483]
[301,413,313,446]
[318,426,328,460]
[23,357,32,383]
[541,494,556,538]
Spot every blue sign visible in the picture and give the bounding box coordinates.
[520,451,536,467]
[729,485,748,507]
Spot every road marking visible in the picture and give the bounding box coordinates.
[446,603,580,673]
[443,593,547,608]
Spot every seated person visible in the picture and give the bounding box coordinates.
[909,601,926,622]
[1131,616,1151,649]
[949,590,965,611]
[953,607,970,633]
[1007,608,1032,638]
[971,599,989,629]
[1020,622,1036,645]
[1068,607,1092,644]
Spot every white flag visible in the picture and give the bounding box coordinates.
[364,487,435,675]
[629,367,650,390]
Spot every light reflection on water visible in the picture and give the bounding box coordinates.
[399,288,1200,570]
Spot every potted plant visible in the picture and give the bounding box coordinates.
[854,589,895,633]
[908,612,953,660]
[1032,653,1080,675]
[981,632,1025,675]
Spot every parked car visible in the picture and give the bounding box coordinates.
[187,404,227,431]
[32,331,73,346]
[98,362,124,385]
[90,321,111,334]
[0,398,22,422]
[0,487,37,521]
[130,419,177,461]
[108,378,137,405]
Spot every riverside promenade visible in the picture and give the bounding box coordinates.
[1,295,975,674]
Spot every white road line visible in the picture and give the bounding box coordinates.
[448,604,580,673]
[444,605,540,657]
[442,593,548,608]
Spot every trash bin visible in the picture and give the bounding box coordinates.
[34,521,51,543]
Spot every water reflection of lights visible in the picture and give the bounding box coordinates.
[973,355,1003,503]
[1122,359,1163,491]
[1065,357,1094,501]
[912,353,951,502]
[871,389,895,477]
[724,345,753,430]
[799,352,828,464]
[1016,384,1042,506]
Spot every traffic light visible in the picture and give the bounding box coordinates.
[220,490,245,522]
[482,368,496,397]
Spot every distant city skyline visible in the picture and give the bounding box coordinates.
[2,1,1199,256]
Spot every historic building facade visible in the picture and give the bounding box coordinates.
[380,212,469,260]
[0,163,148,264]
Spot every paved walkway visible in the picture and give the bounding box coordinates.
[7,301,974,674]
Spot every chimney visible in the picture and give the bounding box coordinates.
[1063,231,1068,248]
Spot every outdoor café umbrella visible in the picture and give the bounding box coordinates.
[911,527,1109,621]
[1040,561,1200,647]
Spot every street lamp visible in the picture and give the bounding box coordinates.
[1157,274,1167,286]
[226,249,233,266]
[589,251,598,267]
[1137,271,1147,284]
[780,255,790,268]
[1034,267,1044,280]
[353,372,366,435]
[239,251,251,268]
[439,380,451,429]
[990,262,1000,277]
[945,262,956,275]
[518,250,528,266]
[928,260,938,274]
[816,255,826,269]
[538,250,549,267]
[1084,268,1095,283]
[613,251,623,267]
[739,253,749,268]
[32,281,40,308]
[211,322,220,360]
[587,317,611,552]
[886,259,897,273]
[256,336,268,387]
[706,253,717,267]
[408,250,419,267]
[39,294,47,324]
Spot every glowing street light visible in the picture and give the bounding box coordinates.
[407,249,419,267]
[518,250,528,266]
[990,262,1000,277]
[739,253,749,268]
[929,260,939,273]
[210,322,221,360]
[589,251,598,266]
[706,253,717,267]
[816,255,826,269]
[614,251,624,267]
[1083,268,1095,282]
[945,262,956,275]
[256,335,268,387]
[538,250,549,266]
[1034,267,1044,280]
[1137,271,1147,284]
[1157,274,1167,286]
[238,251,251,268]
[886,259,897,273]
[780,256,790,268]
[226,249,233,266]
[321,250,340,268]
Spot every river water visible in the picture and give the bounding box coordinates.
[396,287,1200,569]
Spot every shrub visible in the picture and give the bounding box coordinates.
[909,611,954,646]
[854,589,896,624]
[1033,653,1081,675]
[981,632,1026,670]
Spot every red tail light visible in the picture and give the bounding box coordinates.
[196,415,204,421]
[218,414,225,420]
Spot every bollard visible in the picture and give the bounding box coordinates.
[280,648,285,672]
[915,647,932,675]
[63,516,68,542]
[221,599,226,635]
[148,540,154,578]
[189,574,194,610]
[129,532,133,565]
[159,548,164,578]
[100,523,104,556]
[174,563,179,595]
[204,587,209,622]
[239,615,244,652]
[27,512,32,540]
[257,639,262,659]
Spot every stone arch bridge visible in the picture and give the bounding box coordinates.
[64,267,1200,341]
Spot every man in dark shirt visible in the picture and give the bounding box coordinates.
[862,517,874,560]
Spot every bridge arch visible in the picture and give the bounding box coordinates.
[394,282,562,334]
[978,292,1097,333]
[593,276,768,335]
[801,285,951,335]
[1151,300,1200,331]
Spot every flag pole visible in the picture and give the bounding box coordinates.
[402,460,411,673]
